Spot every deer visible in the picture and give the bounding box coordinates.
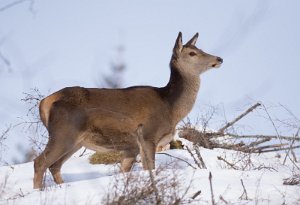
[33,32,223,189]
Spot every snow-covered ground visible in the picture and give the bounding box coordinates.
[1,137,299,205]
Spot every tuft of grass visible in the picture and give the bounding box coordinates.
[170,140,184,149]
[89,151,122,165]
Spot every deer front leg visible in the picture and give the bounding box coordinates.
[135,125,156,170]
[139,140,156,170]
[121,149,139,172]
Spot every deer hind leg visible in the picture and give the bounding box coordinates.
[33,152,48,189]
[34,123,82,189]
[33,136,80,189]
[34,101,85,189]
[49,144,82,184]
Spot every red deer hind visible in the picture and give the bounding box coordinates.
[33,32,223,189]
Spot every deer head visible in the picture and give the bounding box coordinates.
[172,32,223,76]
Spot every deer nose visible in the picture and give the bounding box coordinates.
[217,57,223,63]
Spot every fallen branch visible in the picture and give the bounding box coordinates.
[179,103,300,154]
[252,145,300,153]
[225,133,300,142]
[283,174,300,185]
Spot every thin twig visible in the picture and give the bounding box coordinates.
[186,146,203,169]
[219,196,228,204]
[0,50,12,72]
[78,148,87,157]
[156,152,196,169]
[239,179,249,200]
[218,102,261,133]
[0,0,35,14]
[194,145,207,169]
[283,128,300,165]
[225,133,300,142]
[191,190,201,200]
[217,156,238,170]
[252,145,300,153]
[209,172,216,205]
[248,138,271,147]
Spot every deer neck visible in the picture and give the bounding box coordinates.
[163,62,200,125]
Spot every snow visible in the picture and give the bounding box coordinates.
[1,138,299,205]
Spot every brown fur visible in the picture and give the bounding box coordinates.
[33,32,223,189]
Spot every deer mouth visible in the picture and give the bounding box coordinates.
[211,63,221,68]
[211,63,222,68]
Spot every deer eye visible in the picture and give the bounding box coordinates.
[189,52,196,56]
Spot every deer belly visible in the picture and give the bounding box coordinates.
[81,130,136,152]
[81,140,114,153]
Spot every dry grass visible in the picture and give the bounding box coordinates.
[89,152,122,165]
[102,166,195,205]
[170,140,184,150]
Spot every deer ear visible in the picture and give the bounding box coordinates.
[173,32,183,56]
[186,33,198,46]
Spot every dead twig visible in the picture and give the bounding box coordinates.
[209,172,216,205]
[186,146,205,169]
[252,145,300,153]
[156,152,197,169]
[217,156,238,170]
[283,174,300,185]
[194,145,207,169]
[283,128,299,165]
[191,190,201,200]
[218,102,261,134]
[219,196,228,204]
[239,179,249,200]
[79,148,88,157]
[0,0,36,14]
[225,133,300,142]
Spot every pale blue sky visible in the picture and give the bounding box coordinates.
[0,0,299,162]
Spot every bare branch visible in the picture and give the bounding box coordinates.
[225,133,300,142]
[191,190,201,200]
[218,102,261,133]
[209,172,216,205]
[217,156,238,170]
[253,145,300,153]
[194,145,207,169]
[0,0,35,13]
[0,49,13,72]
[239,179,249,200]
[156,152,197,169]
[186,146,205,169]
[283,174,300,186]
